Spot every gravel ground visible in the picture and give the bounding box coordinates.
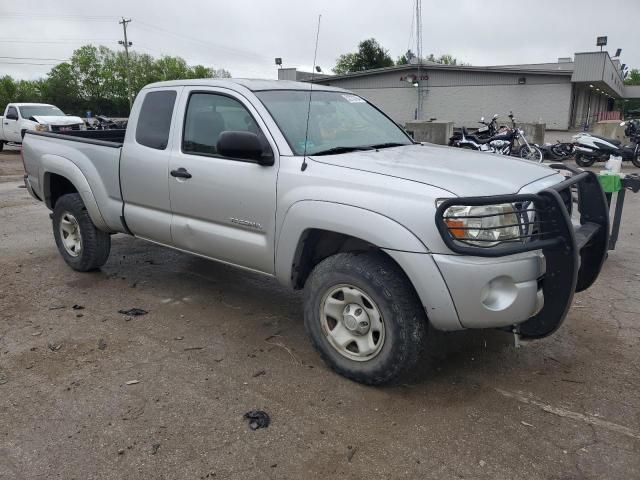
[1,150,639,479]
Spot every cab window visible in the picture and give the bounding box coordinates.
[135,90,177,150]
[182,93,262,156]
[7,106,19,119]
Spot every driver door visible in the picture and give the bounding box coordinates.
[3,106,21,142]
[168,88,279,274]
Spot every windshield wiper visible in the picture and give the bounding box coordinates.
[310,146,375,156]
[367,142,410,149]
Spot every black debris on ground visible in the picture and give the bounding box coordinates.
[118,308,148,316]
[243,410,270,430]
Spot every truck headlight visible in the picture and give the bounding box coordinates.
[442,203,521,247]
[35,124,49,132]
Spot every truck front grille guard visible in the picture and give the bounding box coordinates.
[435,169,609,338]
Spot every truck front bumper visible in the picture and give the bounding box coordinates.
[434,167,609,338]
[433,252,545,329]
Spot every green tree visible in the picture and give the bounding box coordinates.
[0,75,18,111]
[334,38,394,74]
[14,79,43,103]
[43,63,80,112]
[0,44,231,116]
[398,52,468,66]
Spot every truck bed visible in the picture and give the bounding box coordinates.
[26,129,126,146]
[22,129,126,233]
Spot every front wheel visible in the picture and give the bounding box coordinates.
[303,252,427,385]
[575,153,596,167]
[519,145,543,162]
[52,193,111,271]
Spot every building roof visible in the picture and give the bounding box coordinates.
[313,61,575,83]
[144,78,348,92]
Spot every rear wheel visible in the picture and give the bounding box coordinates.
[303,252,427,385]
[632,144,640,168]
[575,153,596,167]
[52,193,111,271]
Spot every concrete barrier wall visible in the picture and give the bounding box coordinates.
[517,123,546,145]
[404,121,453,145]
[592,120,626,142]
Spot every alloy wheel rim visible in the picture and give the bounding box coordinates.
[59,212,82,257]
[319,284,385,362]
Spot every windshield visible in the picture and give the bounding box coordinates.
[255,90,412,155]
[19,105,65,119]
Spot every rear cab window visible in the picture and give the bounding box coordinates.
[135,90,177,150]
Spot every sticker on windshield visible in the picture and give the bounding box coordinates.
[341,94,365,103]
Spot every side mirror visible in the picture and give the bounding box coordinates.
[493,114,499,119]
[620,121,626,126]
[6,112,18,120]
[480,116,485,122]
[216,131,273,166]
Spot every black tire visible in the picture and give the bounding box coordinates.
[52,193,111,271]
[519,145,543,163]
[575,153,596,168]
[303,252,427,385]
[632,144,640,168]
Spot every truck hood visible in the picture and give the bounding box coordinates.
[310,143,559,197]
[31,115,84,125]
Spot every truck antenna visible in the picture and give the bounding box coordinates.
[301,14,322,172]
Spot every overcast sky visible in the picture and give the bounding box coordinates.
[1,0,639,81]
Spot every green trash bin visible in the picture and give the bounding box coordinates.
[598,174,622,193]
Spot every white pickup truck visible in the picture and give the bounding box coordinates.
[0,103,84,149]
[22,79,609,385]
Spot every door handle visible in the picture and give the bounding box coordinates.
[170,168,192,179]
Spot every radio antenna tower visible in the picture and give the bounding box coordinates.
[415,0,422,62]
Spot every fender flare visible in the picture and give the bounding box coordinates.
[41,154,111,232]
[274,200,429,287]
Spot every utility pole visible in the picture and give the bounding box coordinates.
[415,0,423,120]
[118,18,133,110]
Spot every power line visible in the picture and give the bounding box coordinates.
[135,21,276,63]
[0,12,118,22]
[0,38,118,45]
[0,61,61,66]
[0,56,69,61]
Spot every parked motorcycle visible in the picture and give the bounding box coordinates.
[539,141,575,161]
[573,119,640,168]
[448,114,499,146]
[453,112,543,162]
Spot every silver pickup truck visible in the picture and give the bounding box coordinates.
[22,79,609,385]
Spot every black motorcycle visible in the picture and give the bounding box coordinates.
[539,141,575,161]
[448,114,499,146]
[451,112,543,162]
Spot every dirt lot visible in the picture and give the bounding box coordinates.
[1,149,639,479]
